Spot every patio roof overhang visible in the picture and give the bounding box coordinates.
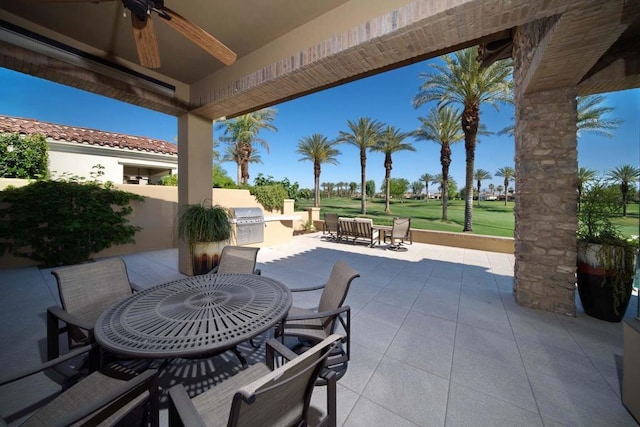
[1,0,638,122]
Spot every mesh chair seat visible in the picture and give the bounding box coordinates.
[168,335,341,427]
[208,246,261,275]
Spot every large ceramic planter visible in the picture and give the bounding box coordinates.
[192,241,227,275]
[577,242,634,322]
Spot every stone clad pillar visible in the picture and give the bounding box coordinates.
[512,22,578,316]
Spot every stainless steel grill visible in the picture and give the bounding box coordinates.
[232,207,264,245]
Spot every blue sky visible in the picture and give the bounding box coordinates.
[1,63,638,191]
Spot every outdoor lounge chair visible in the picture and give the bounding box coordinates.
[168,334,341,427]
[207,245,261,275]
[0,344,159,427]
[47,258,137,361]
[384,217,412,251]
[322,213,339,239]
[277,261,359,379]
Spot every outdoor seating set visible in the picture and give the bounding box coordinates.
[0,246,359,427]
[323,213,413,251]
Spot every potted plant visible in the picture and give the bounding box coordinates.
[177,200,232,275]
[577,181,639,322]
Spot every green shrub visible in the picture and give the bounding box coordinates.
[250,184,288,211]
[0,133,49,179]
[0,180,144,266]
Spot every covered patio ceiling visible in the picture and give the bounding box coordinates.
[2,0,638,122]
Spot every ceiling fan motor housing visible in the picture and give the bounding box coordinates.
[122,0,164,19]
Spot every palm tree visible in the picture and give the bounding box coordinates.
[606,164,640,217]
[488,183,495,196]
[420,173,436,202]
[413,106,464,220]
[336,117,384,214]
[577,167,598,211]
[496,185,504,197]
[296,134,341,207]
[216,108,277,185]
[371,125,415,213]
[221,144,263,184]
[349,181,357,196]
[474,169,492,206]
[414,48,512,231]
[495,166,515,206]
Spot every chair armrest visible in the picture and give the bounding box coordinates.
[0,344,96,386]
[168,383,204,427]
[291,284,326,293]
[254,268,262,276]
[130,281,144,292]
[47,306,93,331]
[265,338,298,370]
[285,305,350,321]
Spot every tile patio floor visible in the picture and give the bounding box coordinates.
[0,233,637,426]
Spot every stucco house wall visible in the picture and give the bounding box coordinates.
[0,115,178,184]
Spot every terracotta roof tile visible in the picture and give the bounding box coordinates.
[0,115,177,155]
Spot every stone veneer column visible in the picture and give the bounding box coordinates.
[512,19,578,316]
[513,87,578,316]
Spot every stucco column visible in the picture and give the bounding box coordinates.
[177,113,213,275]
[512,87,578,316]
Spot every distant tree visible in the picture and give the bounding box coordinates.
[0,133,49,179]
[349,181,358,196]
[497,185,504,196]
[336,117,384,214]
[411,181,425,199]
[221,141,263,184]
[296,133,340,207]
[388,178,410,202]
[474,169,492,206]
[414,48,512,231]
[420,173,436,202]
[495,166,515,206]
[413,106,464,220]
[365,179,376,198]
[606,164,640,217]
[371,125,415,213]
[433,174,457,202]
[297,188,313,200]
[217,108,277,185]
[577,167,598,211]
[488,183,495,195]
[213,164,236,188]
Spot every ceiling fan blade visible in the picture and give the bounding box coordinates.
[131,13,161,68]
[161,6,236,66]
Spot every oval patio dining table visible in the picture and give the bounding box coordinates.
[94,273,292,366]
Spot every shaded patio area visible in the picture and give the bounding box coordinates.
[0,234,637,426]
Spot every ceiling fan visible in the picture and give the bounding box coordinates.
[51,0,236,68]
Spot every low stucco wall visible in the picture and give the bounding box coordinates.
[0,179,300,268]
[312,218,514,254]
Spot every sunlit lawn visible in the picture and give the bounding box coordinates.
[298,197,639,239]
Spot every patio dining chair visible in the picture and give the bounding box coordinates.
[168,334,341,427]
[384,217,412,251]
[0,344,159,427]
[208,245,261,275]
[322,212,339,239]
[277,260,359,380]
[47,258,138,362]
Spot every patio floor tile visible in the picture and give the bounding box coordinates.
[0,233,636,426]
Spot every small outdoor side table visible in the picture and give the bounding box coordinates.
[94,273,292,367]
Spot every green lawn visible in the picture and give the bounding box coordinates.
[298,197,639,239]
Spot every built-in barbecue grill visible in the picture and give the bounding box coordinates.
[232,207,264,245]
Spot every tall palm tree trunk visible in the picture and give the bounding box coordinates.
[462,106,479,232]
[360,149,367,215]
[621,182,628,217]
[314,161,321,208]
[503,178,509,206]
[441,145,451,221]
